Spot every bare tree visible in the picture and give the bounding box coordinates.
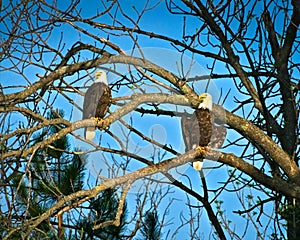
[0,0,299,239]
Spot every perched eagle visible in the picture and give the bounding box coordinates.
[181,93,226,170]
[82,71,111,140]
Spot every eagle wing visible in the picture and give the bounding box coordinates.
[181,110,226,150]
[209,124,226,149]
[181,111,199,152]
[95,83,111,119]
[83,82,111,119]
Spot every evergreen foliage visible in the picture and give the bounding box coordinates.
[78,188,127,240]
[138,210,161,240]
[7,110,86,238]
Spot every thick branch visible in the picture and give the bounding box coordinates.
[214,104,300,182]
[207,151,300,199]
[281,0,300,61]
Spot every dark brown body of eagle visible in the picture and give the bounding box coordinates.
[83,82,111,140]
[195,108,213,147]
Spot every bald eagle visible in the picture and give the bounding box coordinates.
[82,71,111,140]
[181,93,226,170]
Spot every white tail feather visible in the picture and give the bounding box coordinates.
[85,127,95,140]
[193,161,203,171]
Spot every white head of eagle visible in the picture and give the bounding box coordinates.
[95,71,108,85]
[198,93,212,111]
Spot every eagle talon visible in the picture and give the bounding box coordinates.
[91,117,99,122]
[196,146,209,153]
[91,117,105,126]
